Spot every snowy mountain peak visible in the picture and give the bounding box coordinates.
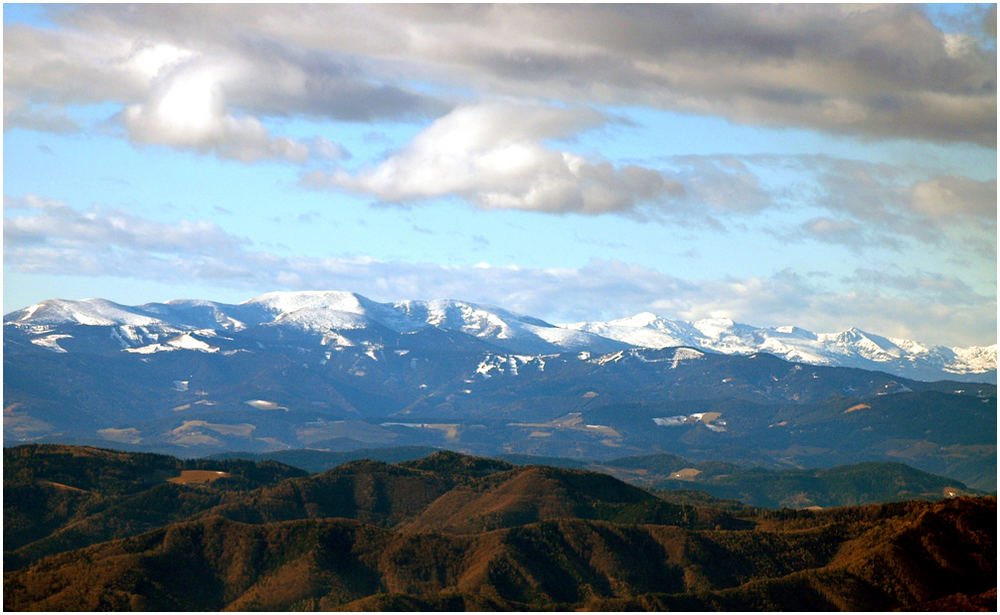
[774,325,814,338]
[4,293,994,382]
[5,298,161,327]
[819,328,904,361]
[241,291,376,332]
[396,299,509,333]
[614,311,661,327]
[244,290,368,315]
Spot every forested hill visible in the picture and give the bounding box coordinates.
[3,444,996,611]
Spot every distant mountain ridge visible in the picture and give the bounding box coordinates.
[5,290,995,382]
[562,311,996,382]
[5,290,995,490]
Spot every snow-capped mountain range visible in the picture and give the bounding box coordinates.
[4,290,995,383]
[562,312,997,382]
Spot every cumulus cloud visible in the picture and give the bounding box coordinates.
[120,59,338,163]
[305,103,682,214]
[810,160,996,256]
[3,21,364,163]
[6,4,995,145]
[4,195,993,346]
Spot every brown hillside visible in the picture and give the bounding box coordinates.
[4,497,994,611]
[202,457,736,534]
[203,459,462,527]
[5,448,730,572]
[399,464,717,534]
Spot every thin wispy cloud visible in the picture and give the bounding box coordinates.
[4,196,994,346]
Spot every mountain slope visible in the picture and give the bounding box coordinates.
[4,496,994,611]
[3,444,307,571]
[4,445,994,611]
[213,447,982,510]
[4,447,740,571]
[4,291,996,490]
[4,337,994,488]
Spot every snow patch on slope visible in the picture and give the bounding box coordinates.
[30,334,72,353]
[124,333,219,354]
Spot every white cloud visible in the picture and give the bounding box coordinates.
[3,22,353,164]
[6,5,994,145]
[121,60,315,163]
[306,103,682,214]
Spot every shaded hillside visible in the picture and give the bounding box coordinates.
[4,498,994,611]
[201,445,985,510]
[597,453,983,508]
[202,451,741,534]
[397,463,741,534]
[208,446,442,474]
[4,444,305,571]
[212,447,591,474]
[652,462,976,509]
[8,444,987,573]
[4,447,737,571]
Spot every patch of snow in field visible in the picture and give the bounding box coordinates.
[652,416,687,426]
[364,344,382,361]
[244,399,289,411]
[321,332,354,346]
[594,350,624,365]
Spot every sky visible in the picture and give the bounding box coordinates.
[3,3,997,346]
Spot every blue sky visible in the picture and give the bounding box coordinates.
[3,3,996,346]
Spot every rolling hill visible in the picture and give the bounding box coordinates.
[3,445,995,611]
